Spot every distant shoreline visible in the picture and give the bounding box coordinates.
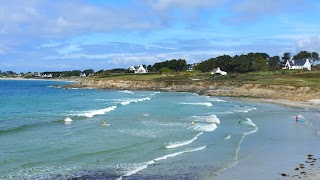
[63,78,320,108]
[0,77,76,82]
[3,77,320,109]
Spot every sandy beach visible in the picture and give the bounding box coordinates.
[215,98,320,180]
[235,98,320,109]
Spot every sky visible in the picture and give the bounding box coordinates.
[0,0,319,72]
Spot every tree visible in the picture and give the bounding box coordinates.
[293,51,311,60]
[159,67,174,74]
[281,52,291,66]
[252,56,268,71]
[312,52,319,60]
[233,55,252,73]
[268,56,280,70]
[83,69,94,75]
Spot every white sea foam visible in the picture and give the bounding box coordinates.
[225,135,231,139]
[120,146,205,178]
[154,146,206,161]
[193,123,217,132]
[179,102,213,107]
[207,97,227,102]
[235,107,256,113]
[192,114,220,124]
[142,114,150,117]
[141,120,186,128]
[64,117,73,122]
[120,97,151,106]
[122,160,155,177]
[118,129,163,138]
[120,90,134,94]
[241,118,256,127]
[235,127,258,161]
[72,106,117,117]
[165,132,203,149]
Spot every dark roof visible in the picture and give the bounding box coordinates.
[289,60,307,66]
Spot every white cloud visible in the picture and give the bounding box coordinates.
[296,36,320,53]
[57,45,82,55]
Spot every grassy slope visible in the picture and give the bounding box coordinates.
[90,70,320,88]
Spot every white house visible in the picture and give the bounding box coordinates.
[186,64,197,71]
[211,67,227,75]
[283,59,311,71]
[80,73,86,77]
[42,73,52,78]
[129,65,148,73]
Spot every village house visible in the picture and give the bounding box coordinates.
[283,59,311,71]
[211,67,227,75]
[186,64,197,71]
[128,65,148,73]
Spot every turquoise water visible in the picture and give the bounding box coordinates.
[0,79,319,179]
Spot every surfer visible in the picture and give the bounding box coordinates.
[103,120,107,125]
[191,121,195,125]
[296,115,298,122]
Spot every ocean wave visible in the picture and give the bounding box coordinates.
[71,106,117,118]
[118,129,164,138]
[64,117,73,124]
[121,160,155,177]
[191,114,220,124]
[165,132,203,149]
[234,107,256,113]
[207,97,227,102]
[120,146,205,178]
[141,120,186,128]
[120,90,134,94]
[179,102,213,107]
[154,146,206,161]
[224,135,231,139]
[193,123,217,132]
[120,97,151,106]
[239,118,256,127]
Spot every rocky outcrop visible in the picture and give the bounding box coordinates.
[65,79,320,101]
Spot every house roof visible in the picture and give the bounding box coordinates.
[289,60,307,66]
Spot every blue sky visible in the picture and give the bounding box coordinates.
[0,0,319,72]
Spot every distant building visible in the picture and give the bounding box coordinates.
[211,67,227,75]
[186,64,197,71]
[80,73,86,77]
[42,73,52,78]
[129,65,148,73]
[283,59,311,71]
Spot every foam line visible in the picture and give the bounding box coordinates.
[179,102,212,107]
[74,106,117,117]
[165,132,203,149]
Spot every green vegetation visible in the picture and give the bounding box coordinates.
[1,50,320,89]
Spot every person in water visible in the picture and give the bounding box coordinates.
[103,120,107,125]
[191,121,195,125]
[296,115,298,121]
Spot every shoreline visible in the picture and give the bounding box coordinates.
[3,77,320,179]
[232,97,320,109]
[0,77,76,82]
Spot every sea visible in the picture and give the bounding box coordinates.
[1,79,320,179]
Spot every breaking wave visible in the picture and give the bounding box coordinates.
[70,106,117,118]
[179,102,213,107]
[165,132,203,149]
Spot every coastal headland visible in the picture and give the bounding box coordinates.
[65,78,320,108]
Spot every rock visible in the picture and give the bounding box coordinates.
[280,173,289,176]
